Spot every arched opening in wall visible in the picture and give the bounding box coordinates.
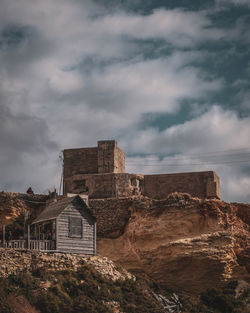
[73,179,89,193]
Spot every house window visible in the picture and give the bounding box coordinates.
[69,217,82,238]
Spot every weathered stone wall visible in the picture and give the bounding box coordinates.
[113,145,126,173]
[65,171,220,199]
[115,174,144,197]
[89,197,134,237]
[64,173,144,198]
[63,147,98,179]
[64,173,115,198]
[97,140,125,174]
[0,248,133,281]
[63,141,221,200]
[63,141,126,195]
[143,171,221,199]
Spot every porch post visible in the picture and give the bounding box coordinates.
[2,225,5,248]
[27,225,30,250]
[94,222,97,255]
[56,218,58,251]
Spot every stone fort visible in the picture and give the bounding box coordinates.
[63,140,221,200]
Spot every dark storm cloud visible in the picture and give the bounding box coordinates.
[0,24,54,79]
[0,24,33,48]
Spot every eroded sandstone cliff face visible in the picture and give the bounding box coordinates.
[89,194,250,294]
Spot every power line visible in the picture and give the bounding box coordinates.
[126,154,250,164]
[127,150,250,164]
[127,152,250,160]
[127,159,250,167]
[127,148,250,161]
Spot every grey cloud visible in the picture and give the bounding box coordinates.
[0,96,58,192]
[0,0,249,203]
[122,106,250,155]
[0,105,56,154]
[122,106,250,202]
[216,0,250,7]
[0,24,33,49]
[0,25,54,79]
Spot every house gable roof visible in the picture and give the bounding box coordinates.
[31,195,94,224]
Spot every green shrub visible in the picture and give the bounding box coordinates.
[1,264,166,313]
[36,293,61,313]
[200,281,248,313]
[0,279,13,313]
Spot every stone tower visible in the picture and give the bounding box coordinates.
[97,140,125,174]
[63,140,126,195]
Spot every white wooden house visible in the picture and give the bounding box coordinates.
[31,195,96,254]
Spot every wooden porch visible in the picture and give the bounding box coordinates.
[1,218,56,251]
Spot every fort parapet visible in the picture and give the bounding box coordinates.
[63,140,221,200]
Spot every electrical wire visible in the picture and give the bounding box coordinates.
[127,159,250,167]
[127,153,250,163]
[126,148,250,162]
[126,148,250,166]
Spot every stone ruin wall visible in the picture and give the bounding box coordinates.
[114,146,126,173]
[63,140,221,200]
[64,147,98,179]
[63,141,126,195]
[64,171,220,200]
[64,173,144,199]
[144,171,221,200]
[97,140,125,174]
[89,197,133,238]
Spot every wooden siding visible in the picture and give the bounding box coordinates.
[57,203,95,254]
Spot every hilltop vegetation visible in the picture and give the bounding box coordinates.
[0,263,166,313]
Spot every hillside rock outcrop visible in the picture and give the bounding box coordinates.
[0,191,249,295]
[0,191,48,228]
[0,249,133,282]
[89,194,250,294]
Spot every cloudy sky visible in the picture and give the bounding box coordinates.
[1,0,250,203]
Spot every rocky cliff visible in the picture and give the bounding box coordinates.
[0,248,133,281]
[0,191,249,296]
[0,191,48,227]
[0,249,166,313]
[89,193,250,294]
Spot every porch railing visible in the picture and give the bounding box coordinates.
[2,240,56,251]
[29,240,56,250]
[3,240,26,249]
